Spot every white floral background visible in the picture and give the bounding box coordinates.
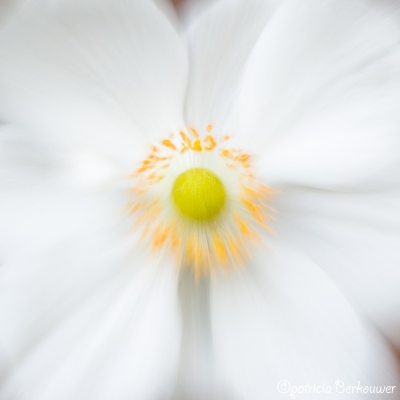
[1,0,400,399]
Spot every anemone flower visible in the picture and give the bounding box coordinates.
[1,0,400,399]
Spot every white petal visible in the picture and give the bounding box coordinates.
[184,0,278,132]
[0,186,86,258]
[235,0,400,190]
[178,0,222,25]
[0,124,58,187]
[0,224,181,399]
[210,242,399,400]
[0,131,131,255]
[0,191,131,353]
[0,123,138,191]
[276,188,400,349]
[0,0,188,166]
[175,270,231,399]
[153,0,181,30]
[0,0,21,27]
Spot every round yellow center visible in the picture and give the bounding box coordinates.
[172,168,226,221]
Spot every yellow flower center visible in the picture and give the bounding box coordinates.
[172,168,226,221]
[128,126,277,278]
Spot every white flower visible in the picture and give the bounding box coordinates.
[1,0,400,399]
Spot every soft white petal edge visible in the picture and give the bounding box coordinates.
[175,270,231,400]
[0,187,181,400]
[275,188,400,349]
[0,200,181,400]
[232,0,400,190]
[183,0,279,132]
[0,0,188,169]
[211,241,399,400]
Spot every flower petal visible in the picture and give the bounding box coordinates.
[210,242,399,399]
[175,270,231,399]
[0,0,20,27]
[235,0,400,190]
[184,0,278,132]
[276,188,400,349]
[0,222,181,399]
[0,0,188,166]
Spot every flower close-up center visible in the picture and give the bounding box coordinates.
[127,126,276,277]
[1,1,400,399]
[172,167,226,221]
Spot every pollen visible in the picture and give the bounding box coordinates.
[172,168,226,221]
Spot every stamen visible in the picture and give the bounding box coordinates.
[172,168,226,221]
[127,126,277,277]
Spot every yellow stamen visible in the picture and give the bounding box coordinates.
[193,139,202,151]
[204,135,217,151]
[162,139,177,150]
[189,127,199,138]
[127,125,277,278]
[172,168,226,221]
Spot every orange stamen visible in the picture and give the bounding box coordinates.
[193,139,202,151]
[204,135,217,151]
[162,139,177,150]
